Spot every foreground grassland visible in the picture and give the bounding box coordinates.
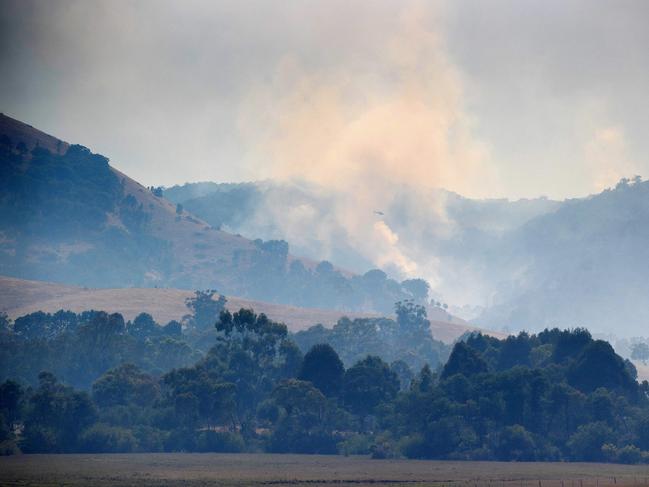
[2,454,649,487]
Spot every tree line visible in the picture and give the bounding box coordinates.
[1,297,649,462]
[227,238,434,314]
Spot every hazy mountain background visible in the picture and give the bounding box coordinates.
[166,177,649,336]
[3,112,649,336]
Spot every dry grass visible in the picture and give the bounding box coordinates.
[0,114,69,155]
[0,276,376,333]
[0,276,500,340]
[1,453,649,487]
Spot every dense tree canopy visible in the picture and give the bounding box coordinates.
[298,344,344,398]
[294,301,449,372]
[2,303,649,463]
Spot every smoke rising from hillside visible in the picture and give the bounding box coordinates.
[4,0,649,313]
[239,4,497,283]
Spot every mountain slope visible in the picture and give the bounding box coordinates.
[0,115,440,313]
[478,178,649,335]
[0,113,256,290]
[167,178,649,336]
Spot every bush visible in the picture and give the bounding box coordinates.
[494,425,536,461]
[338,434,373,456]
[268,427,339,454]
[399,434,427,459]
[133,426,165,452]
[20,426,58,453]
[78,424,137,453]
[601,443,618,462]
[196,430,245,453]
[568,422,615,461]
[617,445,643,464]
[164,427,197,452]
[370,440,398,459]
[0,440,20,456]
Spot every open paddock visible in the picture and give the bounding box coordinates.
[2,453,649,487]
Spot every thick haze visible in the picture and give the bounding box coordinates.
[2,0,648,200]
[3,0,649,336]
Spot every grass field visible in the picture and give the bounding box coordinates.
[2,454,649,487]
[0,275,502,341]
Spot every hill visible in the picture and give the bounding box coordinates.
[476,177,649,335]
[0,113,255,291]
[164,181,562,316]
[0,114,442,313]
[167,178,649,336]
[0,275,497,342]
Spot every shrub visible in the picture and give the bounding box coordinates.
[0,440,20,456]
[399,434,427,459]
[196,430,245,453]
[617,445,643,464]
[78,424,137,453]
[338,434,373,456]
[567,422,615,461]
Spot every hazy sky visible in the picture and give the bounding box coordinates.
[1,0,648,199]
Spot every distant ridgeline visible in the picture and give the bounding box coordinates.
[166,176,649,337]
[0,114,432,313]
[1,297,649,464]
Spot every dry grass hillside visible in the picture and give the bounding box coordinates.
[0,275,501,341]
[0,113,273,291]
[110,166,255,288]
[0,113,400,308]
[0,113,69,155]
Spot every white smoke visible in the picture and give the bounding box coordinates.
[238,3,499,287]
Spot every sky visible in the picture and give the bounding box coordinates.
[1,0,648,200]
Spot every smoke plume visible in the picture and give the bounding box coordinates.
[238,4,498,284]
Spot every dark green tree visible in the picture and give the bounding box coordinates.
[441,342,488,379]
[92,363,159,408]
[21,372,97,453]
[299,344,344,397]
[127,313,159,339]
[567,422,615,461]
[343,355,399,417]
[568,340,636,394]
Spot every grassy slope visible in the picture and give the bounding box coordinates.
[0,113,367,293]
[0,113,284,290]
[0,275,500,341]
[0,113,69,155]
[111,166,255,289]
[0,453,647,487]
